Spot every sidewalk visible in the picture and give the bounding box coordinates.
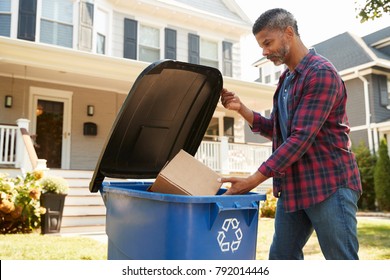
[357,211,390,219]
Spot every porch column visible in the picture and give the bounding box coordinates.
[219,136,229,175]
[15,118,32,171]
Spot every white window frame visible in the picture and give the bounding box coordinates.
[95,6,109,55]
[138,23,161,63]
[200,37,218,68]
[38,0,74,48]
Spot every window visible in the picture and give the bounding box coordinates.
[204,118,219,141]
[222,41,232,77]
[188,33,200,64]
[200,38,218,68]
[223,117,234,142]
[258,68,263,83]
[0,0,11,37]
[124,18,137,59]
[387,79,390,110]
[265,75,271,84]
[79,1,93,51]
[139,24,160,62]
[18,0,37,41]
[204,116,235,142]
[275,71,281,81]
[96,9,107,54]
[164,28,176,59]
[40,0,73,48]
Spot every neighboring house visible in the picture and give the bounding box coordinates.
[252,27,390,155]
[0,0,275,173]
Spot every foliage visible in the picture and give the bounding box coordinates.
[0,171,69,234]
[356,0,390,22]
[374,139,390,211]
[260,189,277,218]
[40,175,69,195]
[353,141,377,210]
[0,171,45,234]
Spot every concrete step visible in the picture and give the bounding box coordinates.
[61,214,105,226]
[59,225,106,234]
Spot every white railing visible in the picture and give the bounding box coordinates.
[0,119,47,172]
[0,124,18,165]
[195,137,272,174]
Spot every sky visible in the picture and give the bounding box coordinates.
[234,0,390,80]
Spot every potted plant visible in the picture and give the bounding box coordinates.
[39,175,69,234]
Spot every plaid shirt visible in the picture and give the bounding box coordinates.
[253,49,362,212]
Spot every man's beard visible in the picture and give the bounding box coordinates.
[267,43,289,66]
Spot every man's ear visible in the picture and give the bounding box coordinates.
[285,26,295,38]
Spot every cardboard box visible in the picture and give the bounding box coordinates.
[149,149,222,196]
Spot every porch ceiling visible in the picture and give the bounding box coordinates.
[0,37,274,110]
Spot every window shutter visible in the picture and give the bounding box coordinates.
[17,0,37,41]
[222,41,233,77]
[379,76,389,107]
[79,1,94,52]
[188,33,199,64]
[165,28,176,59]
[124,18,137,59]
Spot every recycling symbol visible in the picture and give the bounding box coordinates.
[217,218,243,253]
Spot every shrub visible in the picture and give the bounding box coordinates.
[260,189,277,218]
[0,171,69,234]
[353,141,376,210]
[0,171,44,234]
[374,139,390,211]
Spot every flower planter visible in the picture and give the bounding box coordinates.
[40,193,67,234]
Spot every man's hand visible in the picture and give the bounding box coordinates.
[218,171,269,195]
[220,88,242,112]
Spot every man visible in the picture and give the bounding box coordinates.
[219,8,362,260]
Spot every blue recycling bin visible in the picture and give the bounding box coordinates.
[90,60,266,260]
[102,181,265,260]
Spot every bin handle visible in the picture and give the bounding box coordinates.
[209,201,259,229]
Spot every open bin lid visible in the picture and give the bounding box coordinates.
[90,60,223,192]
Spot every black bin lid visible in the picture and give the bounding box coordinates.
[90,60,223,192]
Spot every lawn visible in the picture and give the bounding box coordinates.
[0,217,389,260]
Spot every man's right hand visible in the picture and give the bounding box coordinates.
[220,88,242,112]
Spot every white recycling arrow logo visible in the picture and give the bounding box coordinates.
[217,218,243,253]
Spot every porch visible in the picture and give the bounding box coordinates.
[1,120,272,176]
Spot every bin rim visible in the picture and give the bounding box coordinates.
[101,181,266,204]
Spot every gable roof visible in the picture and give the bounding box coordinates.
[312,27,390,72]
[173,0,252,24]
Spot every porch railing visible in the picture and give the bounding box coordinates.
[195,137,272,174]
[0,124,17,165]
[1,122,271,176]
[0,119,47,172]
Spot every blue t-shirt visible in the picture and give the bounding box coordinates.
[278,72,294,141]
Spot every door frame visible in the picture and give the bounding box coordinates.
[29,86,73,169]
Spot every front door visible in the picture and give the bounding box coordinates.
[30,87,72,169]
[35,100,64,168]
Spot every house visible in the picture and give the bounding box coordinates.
[0,0,275,174]
[252,27,390,155]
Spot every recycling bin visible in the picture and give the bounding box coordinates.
[102,181,264,259]
[90,60,266,259]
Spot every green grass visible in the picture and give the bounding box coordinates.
[0,217,389,260]
[257,217,390,260]
[0,234,107,260]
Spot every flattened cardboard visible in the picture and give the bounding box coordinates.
[149,149,222,196]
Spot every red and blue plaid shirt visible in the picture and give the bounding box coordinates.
[253,49,362,212]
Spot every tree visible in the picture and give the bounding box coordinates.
[353,141,376,210]
[356,0,390,22]
[373,139,390,211]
